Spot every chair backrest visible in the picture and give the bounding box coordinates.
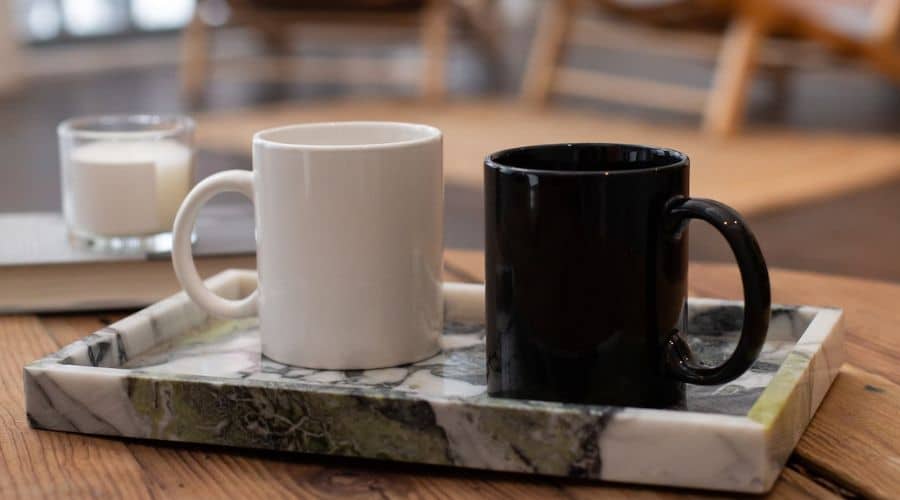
[775,0,899,44]
[590,0,733,30]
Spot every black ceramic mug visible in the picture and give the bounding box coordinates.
[484,143,770,408]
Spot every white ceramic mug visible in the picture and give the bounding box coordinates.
[172,121,443,369]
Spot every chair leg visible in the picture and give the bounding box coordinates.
[421,0,451,101]
[0,0,22,96]
[180,12,211,106]
[703,13,768,136]
[520,0,576,105]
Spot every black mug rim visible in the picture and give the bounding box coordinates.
[485,143,688,176]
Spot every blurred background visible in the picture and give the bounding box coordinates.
[1,0,898,281]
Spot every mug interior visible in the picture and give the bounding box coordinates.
[254,121,440,149]
[487,143,686,174]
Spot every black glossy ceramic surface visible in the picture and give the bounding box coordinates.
[484,143,770,408]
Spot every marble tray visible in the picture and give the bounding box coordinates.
[24,270,845,494]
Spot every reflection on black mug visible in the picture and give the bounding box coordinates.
[484,143,771,408]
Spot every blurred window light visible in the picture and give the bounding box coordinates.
[131,0,196,30]
[15,0,197,42]
[23,0,63,41]
[60,0,130,37]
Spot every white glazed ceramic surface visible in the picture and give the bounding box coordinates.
[172,122,443,369]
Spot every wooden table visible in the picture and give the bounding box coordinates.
[2,249,898,498]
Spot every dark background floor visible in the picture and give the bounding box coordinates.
[1,28,899,282]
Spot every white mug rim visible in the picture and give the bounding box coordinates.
[253,121,442,152]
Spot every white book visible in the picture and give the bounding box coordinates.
[0,204,256,313]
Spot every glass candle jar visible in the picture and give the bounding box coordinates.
[58,115,195,252]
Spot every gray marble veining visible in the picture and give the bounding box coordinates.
[24,270,845,493]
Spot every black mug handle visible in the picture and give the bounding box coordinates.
[663,197,771,385]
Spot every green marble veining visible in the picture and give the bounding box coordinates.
[748,352,811,426]
[130,378,454,462]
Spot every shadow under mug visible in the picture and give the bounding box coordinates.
[484,143,771,408]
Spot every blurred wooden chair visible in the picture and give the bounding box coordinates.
[180,0,501,103]
[0,0,22,96]
[522,0,900,136]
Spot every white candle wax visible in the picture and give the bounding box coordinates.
[66,140,192,237]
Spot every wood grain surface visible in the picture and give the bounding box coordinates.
[1,250,898,498]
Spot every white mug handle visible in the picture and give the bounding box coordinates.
[172,170,259,318]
